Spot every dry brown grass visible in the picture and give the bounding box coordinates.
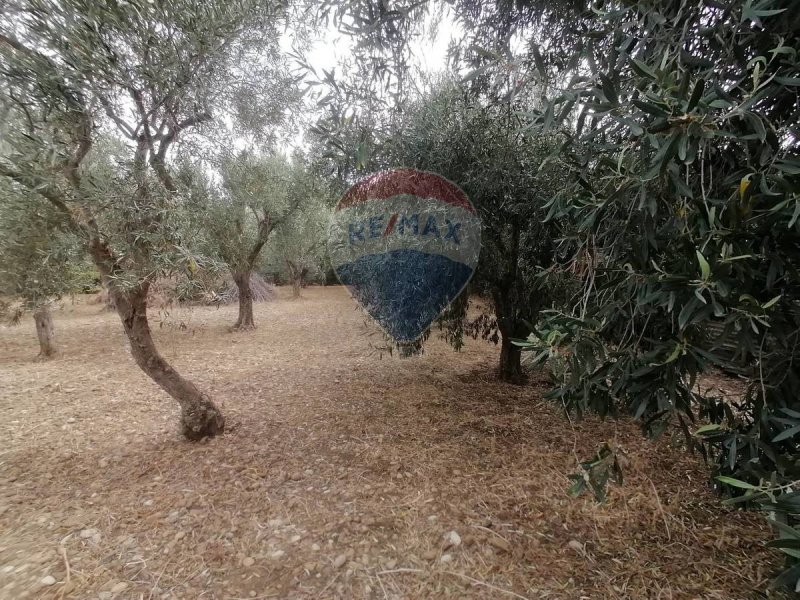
[0,287,781,599]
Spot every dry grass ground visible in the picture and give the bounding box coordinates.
[0,287,781,599]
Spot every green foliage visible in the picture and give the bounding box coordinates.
[0,0,289,286]
[218,152,295,273]
[77,138,204,288]
[264,162,333,288]
[309,0,430,135]
[385,79,571,358]
[181,151,330,283]
[0,182,84,310]
[567,442,624,503]
[296,3,800,587]
[500,0,800,588]
[311,6,578,368]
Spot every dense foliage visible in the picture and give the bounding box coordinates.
[181,151,333,321]
[326,0,800,589]
[0,184,85,311]
[503,0,800,588]
[385,80,571,379]
[0,0,291,437]
[264,161,333,295]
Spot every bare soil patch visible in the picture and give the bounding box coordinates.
[0,287,778,599]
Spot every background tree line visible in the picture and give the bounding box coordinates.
[0,0,333,439]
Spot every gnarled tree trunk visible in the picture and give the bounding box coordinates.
[232,270,255,330]
[111,280,225,440]
[33,306,57,359]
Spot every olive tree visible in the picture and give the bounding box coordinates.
[0,183,84,358]
[307,3,572,381]
[0,0,288,439]
[198,152,301,329]
[316,0,800,588]
[386,80,569,381]
[265,164,332,297]
[485,0,800,588]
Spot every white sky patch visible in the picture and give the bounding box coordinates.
[281,6,462,154]
[411,5,459,75]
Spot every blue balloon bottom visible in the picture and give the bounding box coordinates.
[335,249,473,342]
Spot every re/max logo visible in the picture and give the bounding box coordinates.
[348,213,461,246]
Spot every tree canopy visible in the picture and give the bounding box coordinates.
[384,78,570,379]
[313,0,800,589]
[0,0,293,438]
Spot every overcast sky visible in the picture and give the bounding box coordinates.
[281,5,461,152]
[299,6,456,79]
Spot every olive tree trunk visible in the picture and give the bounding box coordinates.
[493,223,528,384]
[112,281,225,439]
[33,306,57,359]
[286,261,302,298]
[498,336,523,383]
[232,270,256,330]
[493,285,526,384]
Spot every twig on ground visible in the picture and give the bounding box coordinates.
[318,572,340,597]
[55,534,72,600]
[471,524,512,546]
[147,559,170,600]
[648,478,671,541]
[375,571,390,599]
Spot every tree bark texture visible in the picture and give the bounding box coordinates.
[493,222,527,384]
[498,336,523,383]
[232,270,256,330]
[33,306,57,359]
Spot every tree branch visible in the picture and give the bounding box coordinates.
[0,162,79,230]
[62,109,93,188]
[246,212,273,268]
[0,160,103,246]
[151,111,212,193]
[130,88,155,147]
[1,32,94,187]
[156,111,213,159]
[8,89,35,133]
[97,93,136,139]
[0,32,88,115]
[0,33,29,55]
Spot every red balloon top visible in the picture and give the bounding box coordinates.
[337,169,474,213]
